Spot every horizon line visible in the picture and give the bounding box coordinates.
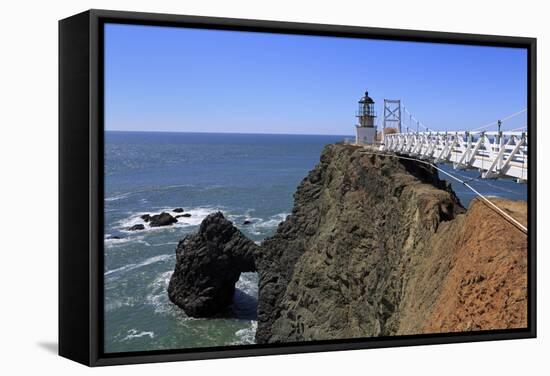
[104,129,355,137]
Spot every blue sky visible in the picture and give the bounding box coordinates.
[104,23,527,135]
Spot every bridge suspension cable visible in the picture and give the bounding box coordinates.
[401,104,430,132]
[376,101,529,182]
[471,108,527,132]
[397,105,527,134]
[361,151,527,234]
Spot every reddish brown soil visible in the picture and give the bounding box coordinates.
[424,198,528,332]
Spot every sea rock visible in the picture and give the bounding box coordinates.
[149,212,178,227]
[167,212,259,317]
[140,214,151,222]
[243,220,252,225]
[173,208,184,213]
[128,224,145,231]
[176,213,192,218]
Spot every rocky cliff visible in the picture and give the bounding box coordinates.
[168,143,528,343]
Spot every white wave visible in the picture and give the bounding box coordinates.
[165,207,219,227]
[226,208,260,223]
[115,206,221,234]
[145,270,197,320]
[105,184,194,203]
[122,329,155,341]
[115,211,154,232]
[146,270,173,314]
[236,272,259,297]
[225,211,289,236]
[105,192,132,202]
[104,254,172,277]
[253,213,289,229]
[161,184,194,190]
[227,214,262,223]
[104,235,150,248]
[241,212,289,236]
[150,241,179,247]
[232,321,257,345]
[105,297,136,312]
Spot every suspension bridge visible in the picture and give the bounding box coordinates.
[375,100,528,182]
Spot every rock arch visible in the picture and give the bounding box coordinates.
[167,212,258,317]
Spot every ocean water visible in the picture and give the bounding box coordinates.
[103,131,527,353]
[103,131,346,353]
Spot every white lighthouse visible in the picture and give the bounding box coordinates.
[355,91,377,145]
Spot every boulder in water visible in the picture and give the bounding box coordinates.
[149,212,178,227]
[168,212,258,317]
[128,224,145,231]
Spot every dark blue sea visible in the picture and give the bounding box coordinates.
[103,131,526,353]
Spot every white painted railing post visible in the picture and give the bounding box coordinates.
[380,129,527,181]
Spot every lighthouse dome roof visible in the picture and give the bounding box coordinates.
[359,91,374,104]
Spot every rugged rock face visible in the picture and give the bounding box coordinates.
[420,198,527,333]
[256,144,527,342]
[167,212,259,317]
[255,144,466,342]
[168,143,527,342]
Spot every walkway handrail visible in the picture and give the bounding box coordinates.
[381,130,528,181]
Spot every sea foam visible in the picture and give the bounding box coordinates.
[104,235,150,249]
[241,212,289,236]
[115,206,222,234]
[146,270,195,320]
[122,329,155,341]
[233,321,257,345]
[104,254,173,278]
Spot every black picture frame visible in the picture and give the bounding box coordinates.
[59,9,537,367]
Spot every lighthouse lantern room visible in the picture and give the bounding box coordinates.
[355,91,377,145]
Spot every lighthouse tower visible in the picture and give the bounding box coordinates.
[355,91,377,145]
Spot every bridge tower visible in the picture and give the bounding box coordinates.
[383,99,402,137]
[355,91,377,145]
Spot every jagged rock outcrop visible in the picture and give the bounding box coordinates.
[255,144,465,342]
[168,143,527,343]
[167,212,259,317]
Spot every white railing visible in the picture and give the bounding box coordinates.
[381,131,528,181]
